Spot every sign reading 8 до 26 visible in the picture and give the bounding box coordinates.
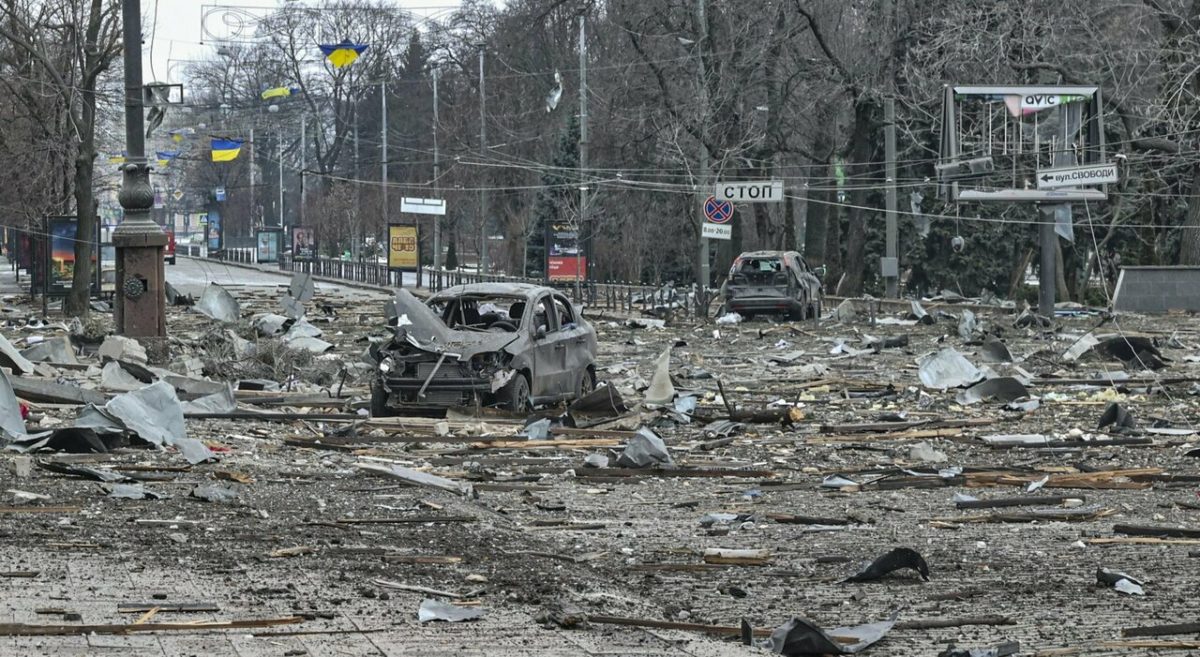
[388,224,419,271]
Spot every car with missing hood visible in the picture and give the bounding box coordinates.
[721,250,822,320]
[370,283,598,415]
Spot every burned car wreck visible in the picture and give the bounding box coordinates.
[721,250,822,320]
[371,284,598,414]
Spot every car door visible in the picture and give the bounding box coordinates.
[552,294,590,393]
[526,294,561,398]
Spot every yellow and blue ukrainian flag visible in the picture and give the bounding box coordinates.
[211,139,244,162]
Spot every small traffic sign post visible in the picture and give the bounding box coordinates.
[1036,163,1118,189]
[702,223,732,240]
[703,196,734,224]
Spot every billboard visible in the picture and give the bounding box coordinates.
[41,217,97,297]
[387,224,419,270]
[206,208,222,252]
[547,222,585,282]
[256,229,282,263]
[291,226,316,262]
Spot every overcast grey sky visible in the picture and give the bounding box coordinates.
[145,0,463,83]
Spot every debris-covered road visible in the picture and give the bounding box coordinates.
[3,265,1200,656]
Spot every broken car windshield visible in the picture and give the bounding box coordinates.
[430,295,531,333]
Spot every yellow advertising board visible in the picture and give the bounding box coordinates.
[387,224,419,270]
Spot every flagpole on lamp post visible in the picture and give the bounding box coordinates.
[113,0,168,346]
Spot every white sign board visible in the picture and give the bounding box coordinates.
[400,197,447,215]
[714,180,784,203]
[701,223,732,240]
[1036,163,1118,189]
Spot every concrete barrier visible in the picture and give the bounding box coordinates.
[1114,266,1200,313]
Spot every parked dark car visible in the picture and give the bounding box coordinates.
[721,250,822,320]
[371,284,598,415]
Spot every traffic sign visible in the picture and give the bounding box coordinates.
[1036,163,1118,189]
[715,180,784,203]
[401,197,446,215]
[172,189,184,201]
[702,223,732,240]
[703,196,734,224]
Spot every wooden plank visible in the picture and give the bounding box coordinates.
[0,506,80,514]
[334,516,476,525]
[955,495,1084,509]
[119,603,221,614]
[1114,524,1200,539]
[1122,622,1200,638]
[0,616,303,636]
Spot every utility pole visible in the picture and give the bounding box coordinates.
[381,80,389,232]
[113,0,167,341]
[299,114,306,232]
[1038,208,1056,316]
[883,97,899,298]
[278,127,284,228]
[695,0,709,316]
[353,119,360,258]
[478,46,489,274]
[248,127,256,233]
[432,67,442,271]
[577,14,588,302]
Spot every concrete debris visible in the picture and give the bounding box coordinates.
[98,335,147,364]
[20,336,77,365]
[833,299,857,324]
[100,361,147,391]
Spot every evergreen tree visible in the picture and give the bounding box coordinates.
[528,116,580,277]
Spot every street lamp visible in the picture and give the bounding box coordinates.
[113,0,168,343]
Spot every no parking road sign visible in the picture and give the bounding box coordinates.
[703,196,734,224]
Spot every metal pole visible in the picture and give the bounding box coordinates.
[113,0,167,339]
[353,119,360,258]
[299,114,306,230]
[478,46,489,274]
[381,80,388,229]
[248,127,256,234]
[577,15,587,302]
[432,68,441,271]
[695,0,709,316]
[884,97,898,298]
[1039,209,1056,317]
[278,125,284,228]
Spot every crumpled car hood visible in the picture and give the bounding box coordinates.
[390,289,521,359]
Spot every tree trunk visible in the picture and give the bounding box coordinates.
[783,190,796,251]
[841,99,876,295]
[1179,162,1200,265]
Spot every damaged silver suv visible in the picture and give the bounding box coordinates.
[371,284,598,415]
[721,250,822,321]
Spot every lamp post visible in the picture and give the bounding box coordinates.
[113,0,167,344]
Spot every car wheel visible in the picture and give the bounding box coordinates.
[499,372,531,412]
[810,299,822,320]
[168,257,176,265]
[370,380,392,417]
[575,366,596,400]
[788,305,805,322]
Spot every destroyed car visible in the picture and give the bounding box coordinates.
[371,284,598,414]
[721,250,822,320]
